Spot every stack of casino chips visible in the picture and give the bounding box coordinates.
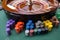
[15,21,24,33]
[35,20,48,34]
[25,20,34,36]
[25,20,49,36]
[6,19,53,36]
[43,20,53,31]
[6,19,15,36]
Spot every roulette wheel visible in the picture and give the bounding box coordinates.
[2,0,59,26]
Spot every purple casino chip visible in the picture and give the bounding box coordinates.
[7,19,14,24]
[6,28,11,36]
[6,24,10,28]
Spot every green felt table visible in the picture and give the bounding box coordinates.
[0,9,60,40]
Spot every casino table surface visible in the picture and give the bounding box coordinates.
[0,9,60,40]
